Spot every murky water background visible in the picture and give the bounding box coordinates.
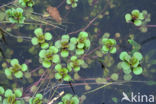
[0,0,156,104]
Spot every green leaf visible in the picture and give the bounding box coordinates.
[133,67,143,75]
[36,93,43,99]
[72,96,79,104]
[63,75,72,81]
[34,28,43,36]
[61,50,69,57]
[121,62,130,70]
[110,47,116,54]
[31,37,38,45]
[133,52,143,61]
[21,64,28,71]
[10,59,19,66]
[76,49,84,55]
[14,71,23,78]
[55,64,62,70]
[123,74,132,81]
[45,32,52,40]
[128,39,141,53]
[41,43,49,49]
[5,89,13,97]
[14,89,22,97]
[112,97,118,103]
[119,51,129,61]
[134,20,142,26]
[42,60,51,68]
[125,13,132,22]
[52,54,60,63]
[5,68,12,77]
[62,94,72,102]
[0,86,5,95]
[55,73,62,79]
[39,50,46,58]
[111,73,119,81]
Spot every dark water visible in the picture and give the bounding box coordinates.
[0,0,156,104]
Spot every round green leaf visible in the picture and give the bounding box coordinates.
[111,73,119,81]
[133,67,143,75]
[45,32,52,40]
[36,93,43,99]
[21,64,28,71]
[14,71,23,78]
[0,86,5,95]
[42,60,51,68]
[41,43,49,49]
[61,50,69,57]
[10,59,19,66]
[31,37,38,45]
[14,89,22,97]
[5,89,13,97]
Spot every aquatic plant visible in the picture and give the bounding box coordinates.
[31,28,52,49]
[66,0,79,8]
[29,93,43,104]
[76,31,91,55]
[58,93,79,104]
[55,64,72,81]
[125,9,151,27]
[39,46,60,68]
[0,87,23,104]
[55,35,72,57]
[68,56,84,72]
[101,37,117,54]
[6,8,25,23]
[1,0,155,104]
[19,0,34,7]
[119,51,143,75]
[4,59,28,79]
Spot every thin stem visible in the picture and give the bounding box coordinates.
[146,25,156,28]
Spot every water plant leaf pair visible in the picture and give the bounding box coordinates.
[4,59,28,79]
[66,0,79,8]
[29,93,43,104]
[0,87,23,104]
[19,0,34,7]
[6,8,25,24]
[101,37,117,54]
[39,46,60,68]
[55,64,72,81]
[58,93,79,104]
[119,51,143,75]
[68,56,84,72]
[31,28,52,49]
[76,31,91,55]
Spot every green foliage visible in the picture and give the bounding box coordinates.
[6,8,25,24]
[128,39,141,53]
[66,0,79,8]
[119,51,143,75]
[29,93,43,104]
[39,46,60,68]
[111,73,119,81]
[76,31,91,55]
[55,64,72,81]
[68,56,84,72]
[101,37,117,54]
[58,93,79,104]
[31,28,52,49]
[4,59,28,79]
[55,34,72,57]
[0,88,23,104]
[125,9,150,27]
[19,0,34,7]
